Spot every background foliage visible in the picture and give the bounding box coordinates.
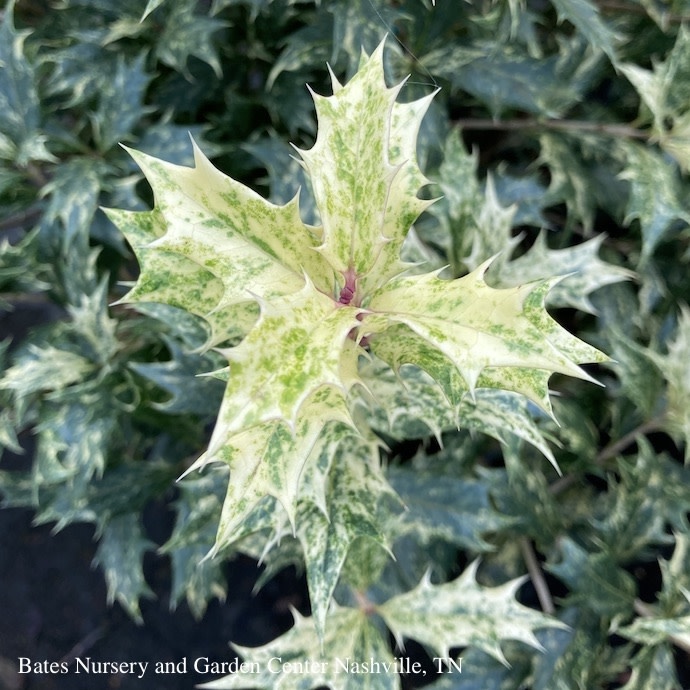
[1,0,690,688]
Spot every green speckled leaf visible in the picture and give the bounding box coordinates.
[618,141,690,263]
[492,233,634,314]
[297,434,392,638]
[378,560,566,664]
[202,606,399,690]
[109,38,608,561]
[618,605,690,648]
[367,262,605,409]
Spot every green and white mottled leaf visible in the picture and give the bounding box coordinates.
[153,0,227,78]
[360,356,558,464]
[41,157,107,249]
[0,345,94,401]
[620,27,690,171]
[618,600,690,649]
[548,538,636,617]
[538,133,598,232]
[129,336,224,416]
[617,140,690,263]
[202,606,399,690]
[90,53,152,152]
[649,306,690,461]
[296,433,392,638]
[620,645,681,690]
[109,39,608,565]
[164,474,228,619]
[532,608,626,690]
[367,262,605,411]
[92,513,154,623]
[0,2,42,152]
[386,466,512,551]
[378,560,566,664]
[492,233,634,314]
[549,0,618,61]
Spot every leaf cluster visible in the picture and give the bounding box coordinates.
[1,1,690,688]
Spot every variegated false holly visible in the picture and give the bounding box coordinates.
[107,40,605,555]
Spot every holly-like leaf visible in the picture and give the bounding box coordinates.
[386,466,512,552]
[549,0,618,61]
[620,27,690,171]
[90,53,153,152]
[295,433,392,638]
[109,39,606,555]
[378,560,565,664]
[203,606,399,690]
[153,0,227,78]
[547,538,636,618]
[491,233,634,314]
[649,306,690,460]
[92,513,154,623]
[0,1,44,161]
[618,596,690,649]
[620,645,680,690]
[617,140,690,263]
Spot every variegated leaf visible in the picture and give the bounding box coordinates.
[296,433,393,639]
[202,606,399,690]
[378,560,566,664]
[109,38,607,561]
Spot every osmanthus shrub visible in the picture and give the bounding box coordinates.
[106,41,607,686]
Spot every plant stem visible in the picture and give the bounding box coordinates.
[597,417,665,463]
[454,117,649,140]
[549,416,666,495]
[520,538,555,615]
[0,206,44,233]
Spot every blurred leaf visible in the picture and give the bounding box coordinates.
[129,336,224,416]
[296,434,391,639]
[549,0,619,61]
[649,306,690,461]
[386,466,512,551]
[205,606,399,690]
[548,538,636,618]
[93,513,154,623]
[165,474,228,619]
[0,2,42,156]
[618,140,690,263]
[154,0,227,78]
[492,233,634,313]
[41,157,108,248]
[90,53,153,152]
[620,645,680,690]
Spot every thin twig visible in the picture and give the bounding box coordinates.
[633,599,690,655]
[520,538,555,615]
[60,625,106,665]
[0,207,43,233]
[549,416,665,495]
[597,417,665,464]
[597,0,690,24]
[454,117,649,140]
